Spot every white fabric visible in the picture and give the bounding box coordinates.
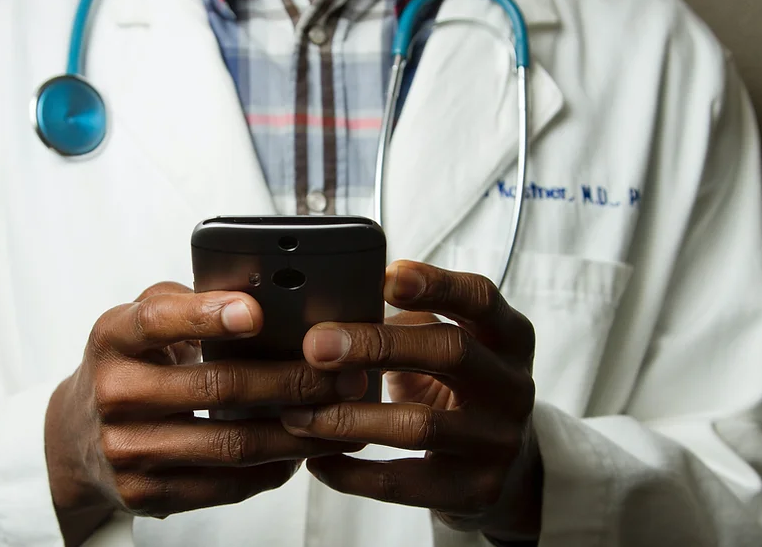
[0,383,60,546]
[2,0,762,545]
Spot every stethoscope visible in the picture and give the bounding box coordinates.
[375,0,530,288]
[31,0,107,158]
[31,0,530,288]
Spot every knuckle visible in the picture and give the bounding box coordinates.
[87,305,128,356]
[136,282,190,302]
[325,404,357,438]
[187,296,221,335]
[440,324,470,372]
[398,408,437,450]
[195,363,239,407]
[367,324,393,364]
[102,424,164,470]
[117,479,144,511]
[378,469,403,502]
[475,276,504,318]
[488,412,522,450]
[88,321,111,356]
[118,474,168,516]
[471,468,506,510]
[95,369,127,420]
[284,365,325,404]
[100,427,134,469]
[210,426,251,466]
[516,375,536,417]
[134,299,160,342]
[515,311,537,359]
[424,270,449,302]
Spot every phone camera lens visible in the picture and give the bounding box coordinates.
[272,268,306,290]
[249,273,262,287]
[279,236,299,252]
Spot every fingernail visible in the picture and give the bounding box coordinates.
[221,300,255,334]
[282,408,314,429]
[335,371,367,400]
[392,266,425,301]
[312,329,351,362]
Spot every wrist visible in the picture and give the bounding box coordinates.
[481,426,544,543]
[45,377,115,544]
[46,378,95,508]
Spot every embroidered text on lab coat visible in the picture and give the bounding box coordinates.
[487,181,642,208]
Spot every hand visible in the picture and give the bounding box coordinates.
[281,262,542,542]
[45,282,366,545]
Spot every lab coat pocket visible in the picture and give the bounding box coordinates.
[455,249,633,417]
[507,252,633,416]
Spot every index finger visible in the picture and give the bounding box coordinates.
[95,291,263,354]
[383,261,534,358]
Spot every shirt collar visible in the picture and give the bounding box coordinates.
[209,0,238,20]
[215,0,406,21]
[211,0,558,26]
[395,0,559,27]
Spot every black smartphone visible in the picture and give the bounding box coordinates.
[191,216,386,419]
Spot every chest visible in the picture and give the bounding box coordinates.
[2,0,665,417]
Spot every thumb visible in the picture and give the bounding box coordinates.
[138,281,201,365]
[135,281,193,302]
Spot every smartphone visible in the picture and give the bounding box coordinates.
[191,216,386,419]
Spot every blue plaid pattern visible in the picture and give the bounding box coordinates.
[204,0,399,217]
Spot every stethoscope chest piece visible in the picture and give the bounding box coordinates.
[32,74,107,157]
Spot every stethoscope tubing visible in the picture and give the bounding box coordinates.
[34,0,530,289]
[374,2,531,290]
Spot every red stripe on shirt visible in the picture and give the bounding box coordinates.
[246,113,382,130]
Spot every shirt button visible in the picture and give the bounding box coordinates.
[308,25,328,46]
[306,190,328,213]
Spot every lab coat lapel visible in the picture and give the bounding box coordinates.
[384,0,564,264]
[88,0,276,217]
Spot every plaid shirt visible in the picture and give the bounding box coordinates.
[204,0,400,217]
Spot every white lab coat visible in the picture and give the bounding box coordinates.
[1,0,762,545]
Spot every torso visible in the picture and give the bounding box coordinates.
[0,0,725,544]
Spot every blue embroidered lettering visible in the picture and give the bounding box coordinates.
[484,182,639,209]
[629,188,641,207]
[597,187,608,206]
[582,185,593,204]
[498,181,509,197]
